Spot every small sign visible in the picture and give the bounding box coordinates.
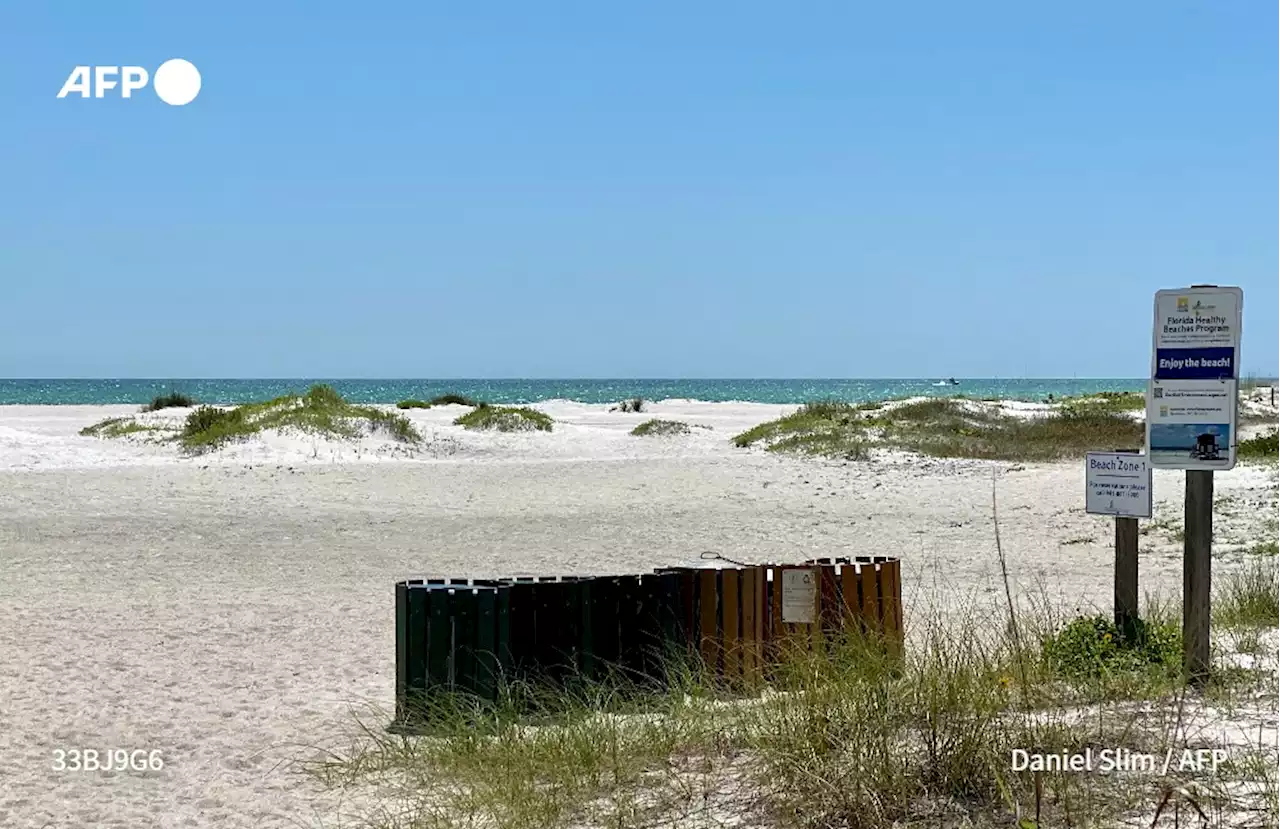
[780,568,817,624]
[1086,452,1153,518]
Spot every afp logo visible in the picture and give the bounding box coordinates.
[57,59,201,106]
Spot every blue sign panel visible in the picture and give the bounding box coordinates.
[1154,347,1235,380]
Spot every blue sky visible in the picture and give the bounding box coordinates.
[2,3,1275,378]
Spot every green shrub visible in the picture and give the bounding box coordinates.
[454,406,553,432]
[631,419,691,437]
[1238,430,1278,462]
[396,399,432,409]
[430,393,481,407]
[615,398,646,414]
[182,406,251,449]
[1040,615,1180,679]
[142,392,196,411]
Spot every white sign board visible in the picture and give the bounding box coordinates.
[1085,452,1152,518]
[1152,288,1242,368]
[1149,287,1242,470]
[1147,379,1238,470]
[780,568,817,624]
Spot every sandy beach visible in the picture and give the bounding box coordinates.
[1,398,1275,827]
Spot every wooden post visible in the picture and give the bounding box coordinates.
[1114,517,1139,641]
[1183,470,1214,682]
[1112,448,1140,642]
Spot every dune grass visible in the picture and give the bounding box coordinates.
[454,405,553,432]
[141,391,196,412]
[1238,429,1278,463]
[732,401,869,459]
[613,398,646,413]
[733,398,1142,462]
[305,592,1270,829]
[630,418,692,437]
[79,417,171,439]
[1214,558,1280,629]
[396,394,484,410]
[179,384,420,453]
[1054,390,1145,415]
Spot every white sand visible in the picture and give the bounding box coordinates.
[0,399,1275,827]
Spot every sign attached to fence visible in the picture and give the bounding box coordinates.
[1085,452,1152,518]
[1148,286,1242,470]
[780,568,817,624]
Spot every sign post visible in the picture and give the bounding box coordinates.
[1085,450,1152,641]
[1148,285,1243,683]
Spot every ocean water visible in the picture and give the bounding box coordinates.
[0,379,1147,406]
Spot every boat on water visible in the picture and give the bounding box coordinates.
[932,378,960,387]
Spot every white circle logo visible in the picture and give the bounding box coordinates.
[152,59,201,106]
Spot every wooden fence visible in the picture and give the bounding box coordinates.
[393,557,902,729]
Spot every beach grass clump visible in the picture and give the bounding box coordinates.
[1214,558,1279,629]
[396,399,432,409]
[885,401,1142,462]
[613,397,646,413]
[141,391,196,412]
[733,398,1142,462]
[79,417,170,439]
[179,385,420,453]
[1237,430,1278,462]
[431,393,482,407]
[453,405,553,432]
[732,400,868,459]
[1055,391,1145,416]
[630,418,691,437]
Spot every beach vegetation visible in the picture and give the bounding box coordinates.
[1214,558,1279,629]
[612,397,646,413]
[1054,391,1145,416]
[1039,614,1180,680]
[431,393,483,407]
[733,400,869,460]
[396,399,432,409]
[178,385,420,453]
[306,593,1270,829]
[630,418,691,437]
[141,391,196,411]
[733,398,1142,462]
[454,405,553,432]
[1237,429,1278,462]
[79,417,171,439]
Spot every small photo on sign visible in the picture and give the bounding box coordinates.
[1149,424,1232,465]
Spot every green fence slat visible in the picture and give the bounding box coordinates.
[592,577,619,670]
[560,580,583,678]
[427,588,450,689]
[474,589,497,703]
[508,582,535,682]
[452,589,477,695]
[405,583,429,702]
[578,579,596,681]
[495,586,512,689]
[395,581,409,719]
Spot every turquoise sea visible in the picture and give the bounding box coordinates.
[0,379,1147,406]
